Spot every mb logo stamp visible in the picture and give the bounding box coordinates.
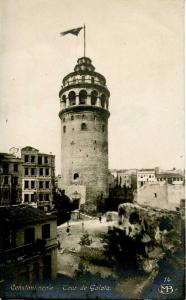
[158,277,174,295]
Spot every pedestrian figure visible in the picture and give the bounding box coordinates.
[82,221,84,233]
[99,216,102,223]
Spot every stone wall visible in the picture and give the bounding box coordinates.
[61,108,109,212]
[136,182,185,210]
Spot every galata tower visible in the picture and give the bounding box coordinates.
[59,57,110,213]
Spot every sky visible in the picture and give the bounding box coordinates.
[0,0,184,174]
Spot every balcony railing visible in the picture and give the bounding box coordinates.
[0,239,46,264]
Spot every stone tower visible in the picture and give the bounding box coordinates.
[59,57,110,213]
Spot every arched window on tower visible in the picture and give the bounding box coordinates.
[74,173,79,180]
[79,90,87,105]
[62,95,66,108]
[100,94,106,108]
[63,125,66,133]
[106,99,109,109]
[91,90,97,105]
[69,91,76,106]
[81,122,87,130]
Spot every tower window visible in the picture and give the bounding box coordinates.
[71,115,74,120]
[82,76,85,82]
[102,125,105,132]
[69,91,76,106]
[62,95,66,108]
[63,125,66,133]
[91,90,97,105]
[91,77,95,84]
[79,90,87,105]
[101,94,106,108]
[63,118,65,122]
[74,173,79,180]
[81,123,87,130]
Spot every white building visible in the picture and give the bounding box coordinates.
[137,169,156,189]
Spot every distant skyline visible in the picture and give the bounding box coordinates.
[0,0,184,174]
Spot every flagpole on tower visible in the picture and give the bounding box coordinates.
[84,24,86,57]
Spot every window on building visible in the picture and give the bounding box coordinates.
[4,176,9,185]
[24,194,29,202]
[24,155,29,163]
[91,90,97,105]
[31,168,35,176]
[39,194,43,201]
[91,77,95,84]
[31,156,35,163]
[63,118,65,122]
[71,115,74,120]
[25,168,29,176]
[39,181,43,189]
[31,194,35,202]
[102,125,105,132]
[45,168,49,176]
[42,224,50,239]
[3,190,9,200]
[24,227,35,244]
[82,76,85,82]
[79,90,87,105]
[14,164,18,172]
[39,168,43,176]
[69,91,76,106]
[13,177,18,185]
[31,181,35,189]
[3,164,9,173]
[24,180,29,189]
[45,181,49,189]
[81,123,87,130]
[63,125,66,133]
[38,156,42,164]
[45,194,49,201]
[44,157,48,164]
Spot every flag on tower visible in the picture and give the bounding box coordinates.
[60,27,83,36]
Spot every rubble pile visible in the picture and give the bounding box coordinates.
[112,203,182,273]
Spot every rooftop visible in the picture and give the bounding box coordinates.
[0,205,56,229]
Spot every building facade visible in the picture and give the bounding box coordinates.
[0,205,57,288]
[21,147,55,211]
[59,57,110,212]
[0,153,22,205]
[137,169,157,189]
